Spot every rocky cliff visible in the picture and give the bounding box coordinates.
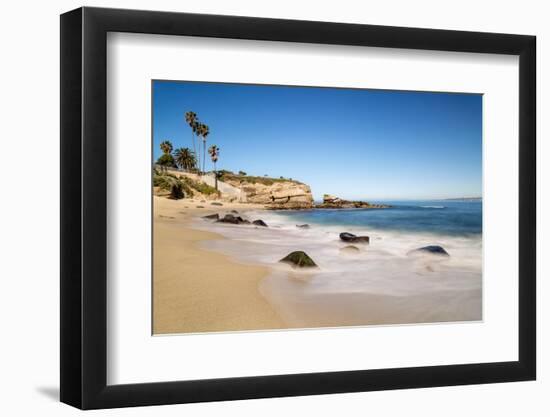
[220,174,314,209]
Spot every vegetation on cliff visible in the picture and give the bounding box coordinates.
[153,169,220,199]
[217,170,302,186]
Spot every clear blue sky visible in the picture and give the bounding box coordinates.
[153,80,482,200]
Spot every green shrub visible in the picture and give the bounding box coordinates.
[153,172,190,199]
[156,154,176,169]
[180,176,220,196]
[218,171,300,186]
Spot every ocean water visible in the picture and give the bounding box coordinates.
[193,200,483,328]
[278,200,482,237]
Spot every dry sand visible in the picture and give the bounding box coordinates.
[153,196,285,334]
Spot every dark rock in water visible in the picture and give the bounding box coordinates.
[230,210,239,214]
[339,232,370,244]
[340,245,360,254]
[252,219,268,227]
[296,224,310,229]
[408,245,450,257]
[196,206,204,208]
[241,219,251,224]
[279,251,317,268]
[217,214,243,224]
[340,232,356,241]
[202,213,219,220]
[211,202,223,206]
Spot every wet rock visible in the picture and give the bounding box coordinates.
[211,202,223,206]
[252,219,268,227]
[196,206,204,208]
[339,232,370,244]
[408,245,450,257]
[279,251,317,268]
[340,245,360,254]
[217,214,247,224]
[202,213,219,220]
[296,224,310,229]
[230,210,239,214]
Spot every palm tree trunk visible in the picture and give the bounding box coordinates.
[196,136,200,174]
[203,141,206,173]
[214,162,218,191]
[191,132,196,170]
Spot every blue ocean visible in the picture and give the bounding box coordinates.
[272,200,482,237]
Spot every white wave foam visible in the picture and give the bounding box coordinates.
[192,210,482,298]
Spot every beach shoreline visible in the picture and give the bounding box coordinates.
[152,196,285,334]
[154,196,482,335]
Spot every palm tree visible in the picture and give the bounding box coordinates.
[198,123,210,173]
[159,140,173,155]
[184,111,198,171]
[174,147,196,172]
[157,140,174,172]
[208,144,219,190]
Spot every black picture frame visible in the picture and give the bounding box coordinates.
[60,6,536,410]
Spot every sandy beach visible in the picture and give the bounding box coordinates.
[153,195,481,335]
[153,196,285,334]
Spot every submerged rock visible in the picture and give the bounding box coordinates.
[211,202,223,206]
[339,232,370,244]
[252,219,268,227]
[196,206,204,208]
[202,213,219,220]
[279,251,318,268]
[296,224,310,229]
[230,210,239,214]
[408,245,450,257]
[340,245,360,254]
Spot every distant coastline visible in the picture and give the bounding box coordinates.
[443,197,482,201]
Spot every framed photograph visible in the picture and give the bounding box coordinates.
[60,7,536,409]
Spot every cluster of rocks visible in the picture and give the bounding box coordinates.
[202,212,450,269]
[314,194,391,209]
[277,229,450,269]
[202,212,268,227]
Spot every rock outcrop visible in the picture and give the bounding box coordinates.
[221,175,314,209]
[316,194,391,209]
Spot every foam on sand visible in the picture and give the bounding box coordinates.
[192,209,482,328]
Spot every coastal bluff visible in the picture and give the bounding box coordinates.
[220,172,314,209]
[154,168,389,210]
